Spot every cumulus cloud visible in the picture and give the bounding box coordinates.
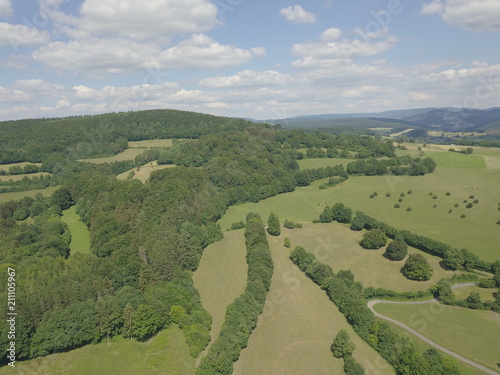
[320,28,343,42]
[279,5,316,23]
[422,0,500,32]
[0,0,12,18]
[199,70,285,88]
[0,23,50,48]
[58,0,218,41]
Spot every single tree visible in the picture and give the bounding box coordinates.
[359,228,387,250]
[331,330,355,358]
[267,212,281,236]
[384,240,408,261]
[403,254,433,281]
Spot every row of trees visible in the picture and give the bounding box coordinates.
[197,213,274,375]
[289,246,461,375]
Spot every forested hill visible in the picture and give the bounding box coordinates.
[0,109,252,164]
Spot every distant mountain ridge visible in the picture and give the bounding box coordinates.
[264,107,500,132]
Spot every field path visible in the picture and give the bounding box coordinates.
[367,283,500,375]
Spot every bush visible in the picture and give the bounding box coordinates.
[331,330,355,358]
[446,192,451,196]
[284,238,291,248]
[394,203,400,208]
[454,203,459,207]
[267,212,281,236]
[350,212,366,231]
[332,202,353,223]
[407,189,413,194]
[230,221,245,230]
[385,192,391,197]
[403,254,433,281]
[460,214,466,218]
[469,195,475,199]
[384,240,408,261]
[283,220,302,229]
[359,228,387,250]
[406,207,412,212]
[466,203,473,208]
[398,197,403,202]
[473,199,479,204]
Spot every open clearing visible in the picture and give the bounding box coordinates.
[116,162,176,183]
[0,172,50,182]
[219,165,500,262]
[61,206,91,254]
[452,285,496,302]
[0,326,195,375]
[128,139,174,148]
[374,302,500,372]
[0,186,59,204]
[0,162,42,172]
[193,229,248,348]
[283,223,461,292]
[232,234,394,375]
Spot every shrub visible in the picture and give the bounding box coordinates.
[230,221,245,230]
[284,238,291,248]
[359,228,387,250]
[407,189,413,194]
[460,214,466,218]
[385,192,391,197]
[403,254,433,281]
[406,207,412,212]
[454,203,459,207]
[394,204,400,208]
[267,212,281,236]
[473,199,479,204]
[432,195,438,199]
[466,203,473,208]
[469,195,475,199]
[384,240,408,261]
[446,192,451,196]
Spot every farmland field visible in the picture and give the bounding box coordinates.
[0,186,59,204]
[423,151,487,169]
[128,139,175,148]
[116,162,176,183]
[0,326,195,375]
[373,302,500,372]
[193,229,248,349]
[0,172,50,182]
[61,206,91,254]
[233,234,394,375]
[283,223,462,292]
[0,162,42,172]
[219,163,500,262]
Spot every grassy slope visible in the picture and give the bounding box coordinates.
[0,162,42,171]
[219,165,500,262]
[232,234,394,375]
[0,186,59,204]
[61,206,91,254]
[453,285,496,302]
[284,223,461,292]
[0,326,195,375]
[374,302,500,371]
[116,162,176,183]
[128,139,174,148]
[192,230,248,345]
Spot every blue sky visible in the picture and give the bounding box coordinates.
[0,0,499,120]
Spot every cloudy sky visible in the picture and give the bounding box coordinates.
[1,0,500,121]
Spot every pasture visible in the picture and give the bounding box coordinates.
[0,186,59,204]
[0,172,50,182]
[232,234,394,375]
[0,162,42,172]
[219,164,500,262]
[452,285,496,302]
[423,151,487,169]
[283,223,461,292]
[116,162,176,183]
[0,326,195,375]
[61,206,91,254]
[128,139,174,148]
[374,302,500,372]
[193,230,248,349]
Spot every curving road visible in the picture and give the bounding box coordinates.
[367,283,500,375]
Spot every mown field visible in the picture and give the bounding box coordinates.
[0,162,42,171]
[116,162,176,183]
[0,172,51,182]
[0,186,59,204]
[283,223,461,292]
[233,234,394,375]
[61,206,91,254]
[453,285,496,302]
[219,153,500,262]
[0,326,195,375]
[193,229,248,354]
[374,302,500,372]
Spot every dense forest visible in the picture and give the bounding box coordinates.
[0,109,497,373]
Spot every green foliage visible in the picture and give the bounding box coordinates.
[359,228,387,250]
[267,212,281,236]
[343,355,365,375]
[332,202,353,223]
[384,240,408,261]
[331,330,355,358]
[284,238,291,248]
[132,304,164,340]
[350,212,366,231]
[403,254,433,281]
[283,219,302,229]
[230,221,245,230]
[170,305,186,324]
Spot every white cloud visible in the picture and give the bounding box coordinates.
[320,28,342,42]
[199,70,285,88]
[422,0,500,32]
[59,0,218,41]
[279,5,316,23]
[0,86,31,103]
[0,23,50,48]
[0,0,12,18]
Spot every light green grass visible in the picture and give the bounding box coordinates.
[61,206,91,254]
[283,223,461,292]
[128,139,174,148]
[116,162,176,183]
[424,151,487,169]
[193,230,248,346]
[374,302,500,371]
[0,326,195,375]
[219,167,500,262]
[0,162,42,172]
[233,234,394,375]
[0,186,59,204]
[0,172,50,182]
[78,148,146,164]
[297,158,355,169]
[453,285,496,302]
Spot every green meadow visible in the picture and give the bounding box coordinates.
[0,162,42,172]
[0,326,195,375]
[374,302,500,372]
[61,206,91,254]
[0,186,59,204]
[0,172,50,182]
[116,162,176,183]
[233,234,394,375]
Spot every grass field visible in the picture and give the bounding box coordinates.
[0,326,195,375]
[232,234,394,375]
[297,158,355,169]
[423,151,487,169]
[283,223,461,292]
[0,172,51,182]
[0,186,59,204]
[61,206,91,254]
[452,285,497,302]
[0,162,42,171]
[374,302,500,371]
[193,230,248,348]
[116,162,176,183]
[128,139,174,148]
[219,165,500,262]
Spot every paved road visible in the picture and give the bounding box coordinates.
[367,283,500,375]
